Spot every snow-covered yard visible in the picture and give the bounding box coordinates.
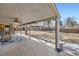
[0,32,79,56]
[0,33,61,56]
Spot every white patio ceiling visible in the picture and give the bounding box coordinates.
[0,3,60,24]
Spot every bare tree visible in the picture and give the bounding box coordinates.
[65,17,77,27]
[60,20,63,26]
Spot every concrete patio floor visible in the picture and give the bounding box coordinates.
[0,33,78,56]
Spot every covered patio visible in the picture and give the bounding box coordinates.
[0,3,63,55]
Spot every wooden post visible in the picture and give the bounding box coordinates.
[25,25,28,35]
[29,25,31,40]
[9,24,13,39]
[55,18,60,51]
[19,26,22,40]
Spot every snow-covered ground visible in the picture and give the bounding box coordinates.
[0,33,63,55]
[0,32,79,56]
[0,33,61,56]
[63,42,79,56]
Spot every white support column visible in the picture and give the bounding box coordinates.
[55,18,60,51]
